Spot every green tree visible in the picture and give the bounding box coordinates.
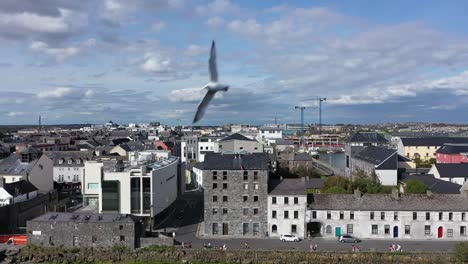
[322,186,350,194]
[323,176,350,191]
[405,179,428,194]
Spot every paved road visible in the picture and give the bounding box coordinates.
[168,191,458,253]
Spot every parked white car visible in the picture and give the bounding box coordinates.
[280,234,300,242]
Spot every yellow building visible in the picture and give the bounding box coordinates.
[397,137,468,162]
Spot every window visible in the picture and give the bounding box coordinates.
[223,208,228,215]
[405,225,411,235]
[413,212,417,220]
[372,225,378,234]
[254,183,259,190]
[394,212,398,220]
[272,210,277,219]
[340,211,344,220]
[212,223,219,235]
[212,208,218,214]
[327,211,331,219]
[425,225,431,235]
[243,195,248,202]
[312,211,317,219]
[253,223,260,236]
[120,236,125,241]
[326,225,332,234]
[461,226,467,236]
[272,197,276,204]
[284,211,289,219]
[291,224,297,234]
[294,197,299,204]
[381,212,385,220]
[284,197,289,204]
[253,172,258,181]
[213,196,218,202]
[243,208,248,215]
[213,174,217,181]
[213,183,218,189]
[223,183,227,189]
[347,224,353,234]
[222,196,228,202]
[294,211,299,219]
[350,211,354,220]
[244,183,249,190]
[272,225,277,233]
[223,173,227,180]
[370,212,374,220]
[426,212,431,220]
[243,223,249,235]
[92,236,97,243]
[88,183,98,189]
[448,229,453,238]
[243,171,248,180]
[439,212,443,221]
[463,213,466,221]
[384,225,390,235]
[254,208,259,215]
[213,171,218,176]
[449,213,453,221]
[254,196,259,202]
[254,171,258,177]
[223,171,227,176]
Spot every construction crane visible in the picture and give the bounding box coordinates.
[306,97,327,135]
[294,106,307,147]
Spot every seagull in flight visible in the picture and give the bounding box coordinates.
[193,40,229,123]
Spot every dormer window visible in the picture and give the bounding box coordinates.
[59,160,63,164]
[76,160,81,164]
[68,160,72,164]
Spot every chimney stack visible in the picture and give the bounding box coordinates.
[426,190,434,198]
[392,188,400,200]
[354,188,361,200]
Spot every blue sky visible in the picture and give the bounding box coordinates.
[1,0,468,125]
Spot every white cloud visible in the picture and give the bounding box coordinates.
[185,44,207,57]
[206,16,224,29]
[140,52,173,73]
[168,87,204,102]
[6,111,25,117]
[195,0,239,15]
[37,87,73,99]
[30,38,96,62]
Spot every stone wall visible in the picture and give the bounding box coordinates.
[204,169,268,237]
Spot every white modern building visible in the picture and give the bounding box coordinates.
[307,189,468,240]
[82,154,179,218]
[268,179,307,238]
[257,127,283,146]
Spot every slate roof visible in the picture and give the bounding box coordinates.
[436,144,468,154]
[31,212,134,223]
[401,174,462,194]
[0,154,36,175]
[44,151,94,166]
[3,180,38,196]
[401,137,468,147]
[354,146,396,165]
[347,132,388,143]
[203,153,269,170]
[434,163,468,178]
[269,179,306,195]
[309,193,468,211]
[219,133,253,142]
[306,178,325,189]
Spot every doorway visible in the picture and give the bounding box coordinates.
[335,227,341,237]
[393,226,399,238]
[438,226,443,238]
[222,223,228,235]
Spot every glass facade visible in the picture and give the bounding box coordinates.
[102,181,119,211]
[143,178,151,214]
[131,178,141,214]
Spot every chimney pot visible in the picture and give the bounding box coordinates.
[354,188,361,199]
[392,188,400,199]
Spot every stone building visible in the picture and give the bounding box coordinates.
[27,212,137,248]
[307,188,468,240]
[268,178,307,238]
[203,153,270,237]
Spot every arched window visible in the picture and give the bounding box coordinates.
[272,225,277,233]
[326,225,332,234]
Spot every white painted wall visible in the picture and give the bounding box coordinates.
[376,170,398,186]
[268,195,307,238]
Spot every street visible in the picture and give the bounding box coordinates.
[164,191,459,253]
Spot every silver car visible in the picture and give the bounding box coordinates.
[338,234,361,243]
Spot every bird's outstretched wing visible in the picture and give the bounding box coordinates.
[193,89,216,123]
[209,40,218,82]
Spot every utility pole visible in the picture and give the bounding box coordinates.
[294,106,306,147]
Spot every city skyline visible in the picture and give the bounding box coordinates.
[1,0,468,124]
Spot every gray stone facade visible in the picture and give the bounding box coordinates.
[27,212,136,249]
[203,169,269,237]
[202,153,270,238]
